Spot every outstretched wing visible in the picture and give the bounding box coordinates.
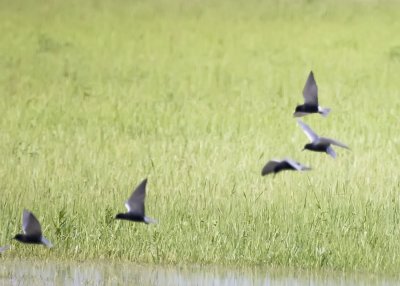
[320,137,349,149]
[22,209,42,236]
[261,160,280,176]
[125,178,147,216]
[284,158,311,171]
[302,71,318,106]
[297,119,319,142]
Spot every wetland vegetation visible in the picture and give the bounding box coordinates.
[0,0,400,277]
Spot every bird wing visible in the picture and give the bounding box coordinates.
[320,137,350,149]
[297,119,319,142]
[284,158,311,171]
[125,178,147,216]
[261,160,280,176]
[22,209,42,236]
[326,146,337,158]
[302,71,318,106]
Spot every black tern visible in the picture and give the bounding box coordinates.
[293,71,331,117]
[262,158,311,176]
[13,209,53,248]
[0,245,10,254]
[297,119,349,158]
[115,178,157,224]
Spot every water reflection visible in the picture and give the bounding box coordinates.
[0,259,397,286]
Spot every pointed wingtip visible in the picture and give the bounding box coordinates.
[142,178,148,189]
[139,177,148,187]
[0,245,10,253]
[135,178,148,191]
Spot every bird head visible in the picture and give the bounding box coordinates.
[115,213,124,220]
[13,234,23,242]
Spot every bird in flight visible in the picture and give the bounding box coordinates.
[115,178,157,224]
[293,71,331,117]
[262,158,311,176]
[13,209,53,248]
[297,119,349,158]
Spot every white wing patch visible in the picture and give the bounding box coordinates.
[124,202,131,212]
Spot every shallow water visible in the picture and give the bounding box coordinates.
[0,259,398,286]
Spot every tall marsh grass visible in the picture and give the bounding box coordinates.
[0,0,400,275]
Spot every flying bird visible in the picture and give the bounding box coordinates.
[0,245,10,254]
[13,209,53,248]
[262,158,311,176]
[115,178,157,224]
[293,71,331,117]
[297,119,349,158]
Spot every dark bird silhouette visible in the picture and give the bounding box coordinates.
[0,245,10,254]
[115,178,157,224]
[262,158,311,176]
[293,71,331,117]
[13,209,53,248]
[297,119,349,158]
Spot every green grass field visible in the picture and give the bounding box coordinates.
[1,0,400,275]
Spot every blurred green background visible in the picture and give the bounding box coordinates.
[0,0,399,274]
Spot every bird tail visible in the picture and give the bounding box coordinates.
[41,237,53,248]
[318,106,331,117]
[0,245,10,253]
[326,146,337,159]
[144,217,158,224]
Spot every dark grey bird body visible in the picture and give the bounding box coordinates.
[297,119,349,158]
[294,104,319,114]
[13,209,53,248]
[115,178,157,224]
[14,234,43,245]
[304,142,331,153]
[293,71,331,117]
[262,158,311,176]
[115,213,146,222]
